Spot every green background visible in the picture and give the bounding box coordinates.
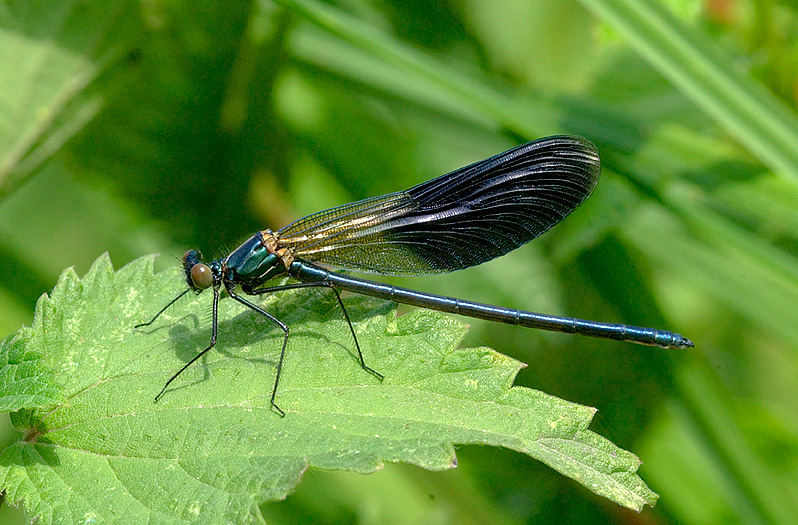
[1,0,797,523]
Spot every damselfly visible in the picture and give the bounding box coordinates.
[137,135,693,415]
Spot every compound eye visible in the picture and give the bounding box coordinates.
[182,249,201,264]
[189,263,213,290]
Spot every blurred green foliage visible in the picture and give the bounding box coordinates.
[1,0,797,523]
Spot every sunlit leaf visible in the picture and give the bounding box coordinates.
[0,255,657,522]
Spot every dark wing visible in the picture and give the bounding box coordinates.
[276,135,600,275]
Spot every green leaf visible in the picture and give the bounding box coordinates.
[0,330,63,411]
[0,254,657,522]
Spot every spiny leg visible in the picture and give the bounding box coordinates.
[248,281,383,381]
[226,288,290,417]
[135,289,191,329]
[155,285,219,401]
[321,284,383,381]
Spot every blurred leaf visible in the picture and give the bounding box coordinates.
[579,0,798,180]
[276,0,565,136]
[0,255,657,522]
[462,0,595,93]
[677,363,798,525]
[0,0,140,197]
[623,184,798,348]
[63,0,260,249]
